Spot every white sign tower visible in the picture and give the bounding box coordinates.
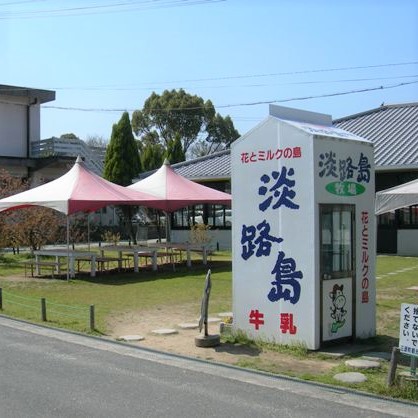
[231,105,376,350]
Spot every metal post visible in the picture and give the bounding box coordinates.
[410,356,417,377]
[387,346,399,386]
[0,288,2,310]
[90,305,95,331]
[41,298,47,321]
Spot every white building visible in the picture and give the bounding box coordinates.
[0,84,68,181]
[0,84,113,229]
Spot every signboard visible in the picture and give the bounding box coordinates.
[399,303,418,357]
[232,119,315,347]
[231,106,376,350]
[315,136,375,342]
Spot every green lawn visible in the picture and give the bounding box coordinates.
[0,251,232,333]
[375,255,418,343]
[1,252,417,339]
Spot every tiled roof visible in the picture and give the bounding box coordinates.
[333,103,418,170]
[171,103,418,180]
[172,149,231,181]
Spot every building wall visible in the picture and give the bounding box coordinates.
[397,230,418,256]
[171,229,231,250]
[0,96,41,158]
[0,99,27,157]
[29,105,41,146]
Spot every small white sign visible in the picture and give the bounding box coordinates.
[399,303,418,357]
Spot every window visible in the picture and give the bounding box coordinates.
[320,205,355,279]
[398,206,418,227]
[171,204,232,229]
[172,207,191,228]
[378,211,396,226]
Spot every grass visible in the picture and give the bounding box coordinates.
[0,251,232,334]
[1,250,417,402]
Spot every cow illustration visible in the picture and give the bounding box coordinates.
[329,284,347,333]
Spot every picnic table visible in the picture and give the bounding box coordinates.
[100,245,158,272]
[33,249,98,278]
[146,242,210,267]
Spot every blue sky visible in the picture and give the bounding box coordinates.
[1,0,417,142]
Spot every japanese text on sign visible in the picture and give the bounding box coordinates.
[248,309,297,335]
[258,167,299,211]
[361,211,370,304]
[319,151,371,183]
[240,165,303,337]
[240,169,303,305]
[399,303,418,356]
[241,147,302,164]
[241,222,303,305]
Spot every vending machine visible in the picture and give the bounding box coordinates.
[231,105,375,350]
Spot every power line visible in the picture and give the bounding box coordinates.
[0,1,46,6]
[49,74,418,92]
[2,61,416,94]
[0,0,222,19]
[153,61,418,85]
[218,81,418,109]
[42,80,418,113]
[49,61,418,90]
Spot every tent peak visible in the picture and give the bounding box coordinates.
[75,155,83,163]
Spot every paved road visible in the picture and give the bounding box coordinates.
[0,316,416,418]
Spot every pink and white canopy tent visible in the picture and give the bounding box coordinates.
[0,156,166,215]
[0,156,167,280]
[128,159,231,212]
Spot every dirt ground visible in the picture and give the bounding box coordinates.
[3,274,338,376]
[106,305,338,376]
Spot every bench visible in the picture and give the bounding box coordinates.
[76,256,130,273]
[22,260,65,278]
[126,251,181,267]
[125,252,155,267]
[96,257,130,272]
[180,247,213,265]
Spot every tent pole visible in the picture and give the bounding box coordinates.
[165,210,175,270]
[66,216,70,282]
[87,212,91,251]
[165,211,170,244]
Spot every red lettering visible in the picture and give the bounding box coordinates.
[249,309,265,330]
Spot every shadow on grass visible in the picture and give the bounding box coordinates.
[363,334,399,351]
[215,342,262,357]
[358,335,414,366]
[75,260,232,286]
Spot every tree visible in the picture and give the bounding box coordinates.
[85,135,108,148]
[15,207,63,251]
[132,89,240,159]
[60,133,79,140]
[0,170,26,251]
[0,170,64,252]
[104,112,141,185]
[137,131,164,172]
[205,114,240,153]
[139,142,164,172]
[103,112,141,243]
[166,133,185,164]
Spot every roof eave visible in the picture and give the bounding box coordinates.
[186,176,230,183]
[0,85,55,104]
[376,164,418,173]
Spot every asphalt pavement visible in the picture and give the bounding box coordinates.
[0,316,417,418]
